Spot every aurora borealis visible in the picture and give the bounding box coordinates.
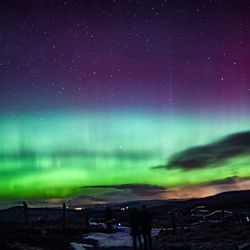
[1,0,250,206]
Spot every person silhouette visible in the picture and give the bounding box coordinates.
[129,208,143,250]
[140,205,152,250]
[171,210,176,234]
[104,208,113,232]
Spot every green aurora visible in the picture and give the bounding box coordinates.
[0,110,250,204]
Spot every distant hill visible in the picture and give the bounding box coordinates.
[108,190,250,210]
[0,190,249,223]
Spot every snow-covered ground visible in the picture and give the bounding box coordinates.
[81,227,161,248]
[70,242,93,250]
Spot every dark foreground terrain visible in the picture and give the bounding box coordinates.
[0,190,250,250]
[1,222,250,250]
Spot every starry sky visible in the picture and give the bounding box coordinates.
[0,0,250,207]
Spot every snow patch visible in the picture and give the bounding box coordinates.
[70,242,93,250]
[83,227,161,248]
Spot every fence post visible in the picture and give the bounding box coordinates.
[171,211,176,234]
[63,203,66,228]
[45,206,48,223]
[23,201,29,225]
[222,209,225,231]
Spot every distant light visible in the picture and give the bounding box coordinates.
[121,207,125,211]
[75,207,84,211]
[118,223,121,226]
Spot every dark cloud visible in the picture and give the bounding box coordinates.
[150,165,166,170]
[82,184,167,197]
[164,175,250,199]
[75,194,105,202]
[68,194,107,205]
[201,176,250,187]
[165,131,250,170]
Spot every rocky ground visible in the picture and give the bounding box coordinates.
[153,224,250,250]
[1,222,250,249]
[0,222,84,250]
[72,223,250,250]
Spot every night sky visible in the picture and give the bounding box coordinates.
[1,0,250,207]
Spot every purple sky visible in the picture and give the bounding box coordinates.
[0,0,250,112]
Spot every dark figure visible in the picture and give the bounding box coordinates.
[171,210,176,234]
[221,209,225,231]
[44,206,48,223]
[129,208,143,250]
[104,208,113,232]
[23,201,29,225]
[86,216,90,227]
[62,203,66,227]
[140,205,152,250]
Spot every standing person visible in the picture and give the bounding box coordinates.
[129,208,143,250]
[171,210,176,234]
[104,208,113,232]
[140,205,152,250]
